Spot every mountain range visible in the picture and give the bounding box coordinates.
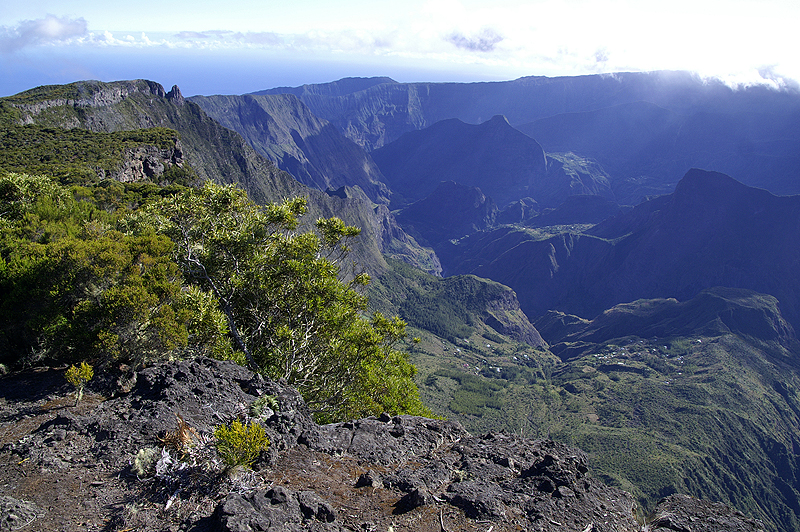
[442,169,800,334]
[3,71,800,531]
[255,71,800,203]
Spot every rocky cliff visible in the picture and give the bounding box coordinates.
[190,93,391,205]
[0,358,764,531]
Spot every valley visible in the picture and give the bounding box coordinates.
[2,71,800,531]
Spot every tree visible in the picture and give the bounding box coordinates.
[141,182,429,422]
[0,173,206,368]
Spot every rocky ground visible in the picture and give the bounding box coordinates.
[0,358,765,532]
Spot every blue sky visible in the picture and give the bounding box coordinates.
[1,0,798,97]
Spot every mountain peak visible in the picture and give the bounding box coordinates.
[672,168,750,200]
[486,114,510,125]
[166,84,184,105]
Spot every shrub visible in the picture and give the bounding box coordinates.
[213,419,269,469]
[64,361,93,405]
[132,447,159,477]
[250,395,279,418]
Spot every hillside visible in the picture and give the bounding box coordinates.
[190,93,391,205]
[369,259,546,348]
[405,286,800,531]
[394,181,499,247]
[517,98,800,202]
[371,115,548,207]
[0,80,438,275]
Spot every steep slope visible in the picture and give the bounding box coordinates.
[257,71,733,150]
[369,258,546,348]
[5,80,308,206]
[445,169,800,333]
[189,93,391,204]
[393,282,799,531]
[258,71,800,201]
[371,115,552,207]
[527,288,800,532]
[394,181,498,246]
[1,80,439,275]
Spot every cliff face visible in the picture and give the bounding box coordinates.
[372,115,549,208]
[110,142,186,182]
[0,358,762,532]
[190,93,391,205]
[395,180,499,247]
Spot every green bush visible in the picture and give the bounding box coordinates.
[64,361,93,405]
[213,419,269,469]
[250,395,279,417]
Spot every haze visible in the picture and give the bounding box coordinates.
[1,0,798,96]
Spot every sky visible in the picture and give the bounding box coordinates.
[1,0,798,97]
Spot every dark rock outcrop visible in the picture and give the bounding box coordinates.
[650,494,766,532]
[0,357,766,532]
[216,486,340,532]
[111,142,186,182]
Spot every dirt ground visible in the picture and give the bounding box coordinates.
[0,366,506,532]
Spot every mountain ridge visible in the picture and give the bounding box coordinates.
[445,169,800,334]
[259,71,800,202]
[190,92,391,205]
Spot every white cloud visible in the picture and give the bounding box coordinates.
[0,14,87,53]
[2,0,798,94]
[446,28,503,52]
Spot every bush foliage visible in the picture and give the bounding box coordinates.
[213,419,270,469]
[0,173,429,422]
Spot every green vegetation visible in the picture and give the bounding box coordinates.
[414,327,800,532]
[133,182,430,422]
[0,173,196,367]
[64,361,94,405]
[0,174,429,423]
[0,119,195,187]
[250,395,279,417]
[437,369,505,415]
[213,419,270,469]
[370,259,519,344]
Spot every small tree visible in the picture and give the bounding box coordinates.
[140,182,430,422]
[65,361,93,405]
[0,173,194,368]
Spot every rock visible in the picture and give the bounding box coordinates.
[398,486,433,510]
[650,494,766,532]
[215,486,341,532]
[0,358,761,532]
[0,496,43,531]
[355,470,382,488]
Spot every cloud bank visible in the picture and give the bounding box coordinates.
[0,15,87,53]
[1,2,798,96]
